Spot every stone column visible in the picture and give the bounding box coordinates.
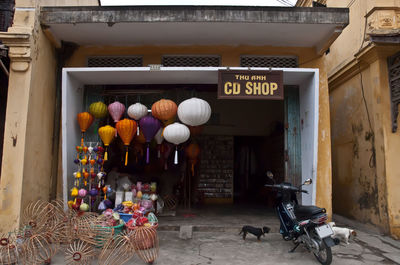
[0,29,34,232]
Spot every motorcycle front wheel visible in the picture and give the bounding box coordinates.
[313,242,332,265]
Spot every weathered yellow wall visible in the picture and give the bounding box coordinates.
[0,5,57,232]
[66,45,318,67]
[326,0,400,237]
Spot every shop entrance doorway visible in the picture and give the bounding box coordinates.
[62,67,319,210]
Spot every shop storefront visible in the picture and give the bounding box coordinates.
[62,66,319,210]
[0,4,349,232]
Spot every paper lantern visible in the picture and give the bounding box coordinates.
[98,125,116,161]
[151,99,177,121]
[77,112,94,146]
[154,128,164,158]
[108,101,125,123]
[163,123,190,164]
[116,119,137,166]
[177,97,211,126]
[185,143,200,176]
[139,115,161,163]
[163,117,175,127]
[89,101,108,119]
[127,103,148,136]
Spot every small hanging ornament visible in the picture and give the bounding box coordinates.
[116,119,137,166]
[77,112,94,146]
[89,101,108,119]
[163,123,190,164]
[127,103,148,135]
[139,115,161,164]
[98,125,116,161]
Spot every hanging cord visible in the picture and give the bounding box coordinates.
[356,13,376,168]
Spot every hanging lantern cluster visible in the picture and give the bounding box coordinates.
[72,97,211,211]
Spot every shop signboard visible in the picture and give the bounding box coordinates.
[218,70,284,100]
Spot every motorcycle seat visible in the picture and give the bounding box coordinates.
[294,205,326,220]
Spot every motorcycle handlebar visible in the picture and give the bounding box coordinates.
[264,184,308,194]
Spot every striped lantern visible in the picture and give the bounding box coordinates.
[151,99,177,121]
[108,101,125,123]
[89,101,108,119]
[127,103,148,136]
[177,97,211,126]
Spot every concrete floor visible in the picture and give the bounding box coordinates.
[46,205,400,264]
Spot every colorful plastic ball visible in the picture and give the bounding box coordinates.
[81,159,87,165]
[93,146,98,152]
[90,159,96,166]
[97,158,103,164]
[78,189,87,197]
[88,146,94,153]
[76,146,81,152]
[83,172,89,178]
[76,172,82,178]
[80,203,90,212]
[83,146,88,153]
[91,172,96,178]
[67,200,74,209]
[74,159,80,164]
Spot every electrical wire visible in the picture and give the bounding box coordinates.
[356,14,376,168]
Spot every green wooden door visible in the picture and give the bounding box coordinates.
[284,86,302,187]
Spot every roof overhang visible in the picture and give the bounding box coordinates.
[40,6,349,55]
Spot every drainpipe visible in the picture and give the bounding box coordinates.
[49,41,78,200]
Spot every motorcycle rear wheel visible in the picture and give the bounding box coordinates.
[313,243,332,265]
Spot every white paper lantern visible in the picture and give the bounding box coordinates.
[127,103,148,135]
[163,123,190,164]
[177,97,211,126]
[154,128,164,158]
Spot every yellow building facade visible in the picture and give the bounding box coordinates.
[322,0,400,238]
[0,1,349,233]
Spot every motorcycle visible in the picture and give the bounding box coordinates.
[265,172,337,265]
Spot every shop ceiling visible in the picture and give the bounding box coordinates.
[41,6,349,55]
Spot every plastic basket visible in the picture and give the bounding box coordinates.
[94,220,125,248]
[119,213,133,223]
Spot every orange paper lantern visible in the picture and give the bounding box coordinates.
[151,99,177,121]
[185,143,200,176]
[77,112,94,146]
[116,119,137,166]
